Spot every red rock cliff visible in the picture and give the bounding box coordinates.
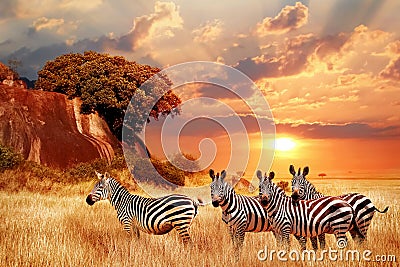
[0,85,120,168]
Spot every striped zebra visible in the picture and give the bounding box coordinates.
[257,170,363,250]
[290,165,389,250]
[86,171,202,243]
[210,169,273,260]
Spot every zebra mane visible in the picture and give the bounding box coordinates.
[271,180,287,197]
[222,178,237,195]
[106,177,133,207]
[303,179,323,196]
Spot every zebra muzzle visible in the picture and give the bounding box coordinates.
[291,190,300,202]
[86,195,95,206]
[260,196,268,207]
[211,201,220,207]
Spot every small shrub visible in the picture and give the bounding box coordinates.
[66,158,109,182]
[0,145,23,172]
[276,180,289,192]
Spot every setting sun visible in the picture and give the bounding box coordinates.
[275,137,296,151]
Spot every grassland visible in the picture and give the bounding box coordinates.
[0,169,398,266]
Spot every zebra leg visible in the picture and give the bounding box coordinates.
[274,231,283,247]
[175,226,192,244]
[280,228,291,251]
[131,225,140,239]
[317,234,326,250]
[233,228,245,262]
[294,235,307,251]
[349,228,366,245]
[121,218,141,240]
[310,237,318,251]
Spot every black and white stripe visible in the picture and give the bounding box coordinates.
[290,165,389,249]
[86,171,201,243]
[210,169,272,260]
[257,170,363,250]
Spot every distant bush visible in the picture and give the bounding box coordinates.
[66,158,109,182]
[132,157,185,188]
[276,180,289,192]
[170,153,200,175]
[152,158,185,187]
[0,145,23,172]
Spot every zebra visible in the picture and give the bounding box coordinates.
[210,169,273,260]
[257,170,364,250]
[290,165,389,250]
[86,171,202,244]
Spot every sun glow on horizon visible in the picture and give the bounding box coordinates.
[275,137,296,151]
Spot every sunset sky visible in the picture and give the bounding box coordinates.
[1,1,400,178]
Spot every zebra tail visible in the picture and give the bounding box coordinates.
[193,197,207,207]
[375,206,389,213]
[192,198,206,217]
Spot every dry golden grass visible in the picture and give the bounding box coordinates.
[0,177,398,266]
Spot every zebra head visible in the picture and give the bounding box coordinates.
[257,170,275,207]
[86,171,112,206]
[290,165,309,201]
[209,169,227,208]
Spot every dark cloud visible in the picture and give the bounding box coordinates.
[0,36,116,79]
[235,34,317,80]
[235,29,353,80]
[277,122,400,139]
[314,34,348,61]
[235,55,281,80]
[0,31,166,79]
[380,57,400,80]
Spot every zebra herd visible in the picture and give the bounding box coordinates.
[86,166,388,260]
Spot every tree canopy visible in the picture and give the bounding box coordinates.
[35,51,181,139]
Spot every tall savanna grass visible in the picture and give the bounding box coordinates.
[0,169,398,266]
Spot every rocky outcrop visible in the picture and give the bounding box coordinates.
[0,84,120,169]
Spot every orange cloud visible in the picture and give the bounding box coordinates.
[192,19,223,43]
[256,2,308,36]
[31,17,64,32]
[118,1,183,51]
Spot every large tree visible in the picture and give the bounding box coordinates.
[35,51,181,139]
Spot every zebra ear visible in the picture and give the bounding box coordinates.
[269,171,275,180]
[220,170,226,180]
[104,172,110,179]
[303,166,309,176]
[289,165,296,176]
[256,170,263,181]
[209,169,215,180]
